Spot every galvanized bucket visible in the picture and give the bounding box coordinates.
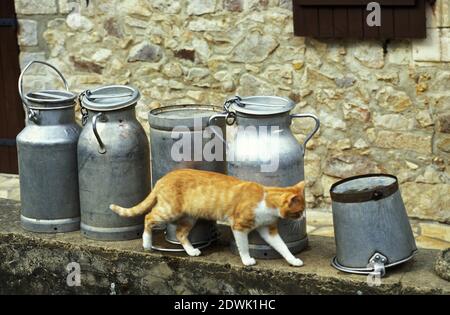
[148,105,226,251]
[209,96,320,259]
[78,85,151,241]
[330,174,417,277]
[17,61,81,233]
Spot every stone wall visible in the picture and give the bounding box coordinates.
[14,0,450,246]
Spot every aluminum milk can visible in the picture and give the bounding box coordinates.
[330,174,417,277]
[17,61,81,233]
[148,105,226,251]
[210,96,320,259]
[78,85,151,240]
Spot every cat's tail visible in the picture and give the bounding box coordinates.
[109,190,157,217]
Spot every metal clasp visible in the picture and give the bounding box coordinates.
[80,107,89,126]
[78,91,89,126]
[225,111,236,126]
[369,253,387,278]
[224,96,243,112]
[27,108,40,123]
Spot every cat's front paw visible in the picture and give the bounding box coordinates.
[242,257,257,266]
[288,258,304,267]
[186,248,202,257]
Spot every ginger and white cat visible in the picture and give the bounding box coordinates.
[110,169,306,267]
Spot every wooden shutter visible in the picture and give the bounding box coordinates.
[0,0,24,174]
[293,0,427,39]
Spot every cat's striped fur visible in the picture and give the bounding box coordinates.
[110,169,305,266]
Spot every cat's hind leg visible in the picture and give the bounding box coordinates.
[143,208,172,251]
[257,224,303,267]
[231,229,256,266]
[175,217,201,256]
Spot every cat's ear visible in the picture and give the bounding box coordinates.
[295,181,305,194]
[288,194,302,207]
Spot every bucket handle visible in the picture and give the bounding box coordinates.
[290,114,320,154]
[92,113,107,154]
[18,61,69,121]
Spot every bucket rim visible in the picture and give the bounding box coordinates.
[149,104,223,116]
[148,104,224,130]
[331,251,417,276]
[330,173,399,203]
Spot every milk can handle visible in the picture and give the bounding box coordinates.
[92,113,107,154]
[290,114,320,153]
[18,60,69,106]
[208,112,235,147]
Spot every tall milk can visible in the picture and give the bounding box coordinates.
[210,96,320,259]
[78,85,151,240]
[17,61,81,233]
[148,105,226,251]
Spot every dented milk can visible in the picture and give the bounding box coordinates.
[330,174,417,277]
[17,61,81,233]
[209,96,320,258]
[148,105,227,251]
[78,85,151,240]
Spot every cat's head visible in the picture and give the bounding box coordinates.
[265,181,306,220]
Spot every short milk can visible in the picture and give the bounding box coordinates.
[330,174,417,277]
[78,85,151,240]
[209,96,320,258]
[17,61,81,233]
[148,105,226,251]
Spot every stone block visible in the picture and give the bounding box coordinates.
[15,0,57,15]
[442,0,450,27]
[19,51,46,70]
[413,28,441,62]
[187,0,217,15]
[420,222,450,243]
[223,0,243,12]
[17,19,38,46]
[441,29,450,62]
[401,182,450,223]
[426,0,442,28]
[374,130,432,154]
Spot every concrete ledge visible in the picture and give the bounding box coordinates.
[0,199,448,295]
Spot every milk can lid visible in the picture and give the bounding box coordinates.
[225,96,295,116]
[81,85,140,111]
[24,90,77,109]
[330,174,399,203]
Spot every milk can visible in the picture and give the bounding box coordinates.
[78,85,151,240]
[148,105,226,251]
[17,61,81,233]
[330,174,417,277]
[209,96,320,258]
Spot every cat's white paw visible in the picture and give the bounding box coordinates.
[142,231,152,251]
[289,258,304,267]
[143,243,152,251]
[242,257,257,266]
[186,248,202,257]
